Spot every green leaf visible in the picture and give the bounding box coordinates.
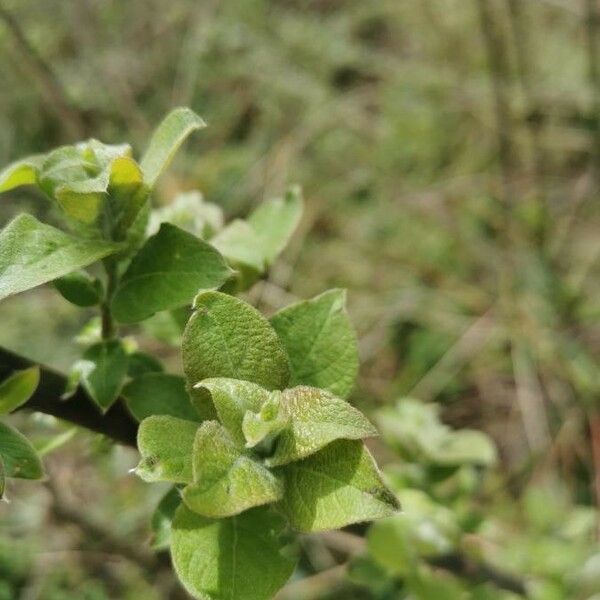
[211,220,265,273]
[248,186,303,265]
[122,373,200,422]
[0,155,45,192]
[151,486,182,550]
[78,340,128,412]
[376,399,497,467]
[277,439,399,532]
[266,386,377,467]
[140,107,206,187]
[242,396,288,450]
[193,378,271,446]
[182,421,282,518]
[106,155,149,234]
[54,271,103,307]
[182,291,290,391]
[271,289,359,398]
[171,504,296,600]
[0,422,44,480]
[126,351,164,378]
[112,223,232,323]
[0,367,39,415]
[136,415,198,483]
[0,214,121,301]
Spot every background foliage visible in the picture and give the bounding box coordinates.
[0,0,599,598]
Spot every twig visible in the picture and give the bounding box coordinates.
[588,411,600,538]
[0,346,138,447]
[476,0,516,201]
[0,4,87,139]
[585,0,600,187]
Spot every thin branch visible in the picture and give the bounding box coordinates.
[0,345,138,447]
[585,0,600,187]
[476,0,516,201]
[0,4,87,139]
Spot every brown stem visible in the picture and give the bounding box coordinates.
[589,411,600,537]
[0,346,137,447]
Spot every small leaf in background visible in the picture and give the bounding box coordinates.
[271,289,359,398]
[112,223,232,323]
[182,291,290,391]
[266,386,377,467]
[0,422,44,480]
[78,340,128,412]
[248,186,303,266]
[126,351,164,378]
[54,271,103,307]
[194,378,271,445]
[0,367,39,415]
[136,415,198,483]
[0,154,45,192]
[148,190,223,239]
[171,504,296,600]
[376,399,497,467]
[122,373,199,422]
[0,214,121,301]
[140,107,206,187]
[277,439,399,532]
[211,219,266,274]
[182,421,282,518]
[151,486,182,550]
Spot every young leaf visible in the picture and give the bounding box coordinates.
[78,340,128,412]
[112,223,232,323]
[193,378,271,445]
[277,439,399,532]
[266,386,377,467]
[0,155,44,192]
[171,504,296,600]
[182,421,282,518]
[248,186,303,265]
[122,373,200,422]
[0,422,44,480]
[140,107,206,187]
[151,486,182,550]
[136,415,198,483]
[211,219,265,274]
[182,291,290,390]
[107,156,149,234]
[271,289,359,398]
[0,367,39,415]
[242,396,288,449]
[0,214,121,301]
[54,271,103,307]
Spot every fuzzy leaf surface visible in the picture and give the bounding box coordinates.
[271,289,358,398]
[266,386,377,467]
[277,439,399,532]
[0,214,120,301]
[171,504,296,600]
[194,378,270,445]
[183,421,282,518]
[136,415,198,483]
[182,291,289,390]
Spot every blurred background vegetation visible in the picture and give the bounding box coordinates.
[0,0,599,598]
